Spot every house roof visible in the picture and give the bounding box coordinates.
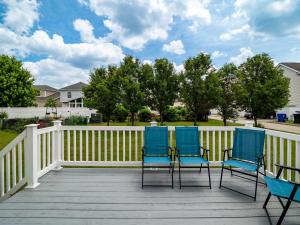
[279,62,300,73]
[59,82,87,91]
[34,85,57,92]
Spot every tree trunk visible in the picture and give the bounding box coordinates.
[131,112,135,126]
[107,115,110,126]
[223,117,227,126]
[254,116,258,127]
[160,112,163,126]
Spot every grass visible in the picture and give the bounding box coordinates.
[90,119,241,127]
[0,130,18,150]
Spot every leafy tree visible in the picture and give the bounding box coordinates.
[44,98,57,108]
[237,53,290,126]
[138,107,152,122]
[148,58,179,124]
[118,56,144,125]
[180,53,216,125]
[214,63,240,126]
[83,67,121,126]
[0,55,38,107]
[113,104,129,122]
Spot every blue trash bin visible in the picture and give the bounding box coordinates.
[277,113,286,122]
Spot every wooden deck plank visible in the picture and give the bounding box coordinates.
[0,168,299,225]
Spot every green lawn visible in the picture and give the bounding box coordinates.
[0,130,18,150]
[90,119,241,127]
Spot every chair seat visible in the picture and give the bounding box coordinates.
[179,156,208,165]
[223,159,258,172]
[143,156,171,164]
[264,176,300,202]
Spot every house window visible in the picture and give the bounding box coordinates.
[67,92,72,98]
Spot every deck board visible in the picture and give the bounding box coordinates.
[0,168,299,225]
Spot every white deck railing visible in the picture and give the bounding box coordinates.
[1,121,299,201]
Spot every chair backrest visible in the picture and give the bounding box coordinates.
[232,128,265,163]
[175,126,200,156]
[144,126,169,156]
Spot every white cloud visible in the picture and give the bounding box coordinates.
[2,0,39,34]
[163,40,186,55]
[80,0,212,50]
[142,60,153,65]
[173,63,184,73]
[211,51,226,59]
[290,47,300,52]
[229,47,254,65]
[73,19,97,43]
[23,59,89,88]
[220,24,264,41]
[232,0,300,37]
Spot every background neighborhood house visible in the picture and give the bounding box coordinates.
[278,62,300,119]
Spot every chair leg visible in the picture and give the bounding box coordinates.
[219,164,224,188]
[179,162,182,189]
[199,163,202,173]
[254,170,259,201]
[142,163,144,189]
[277,200,293,225]
[171,164,174,189]
[207,163,211,189]
[230,166,233,176]
[263,192,272,208]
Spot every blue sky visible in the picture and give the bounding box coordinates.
[0,0,300,88]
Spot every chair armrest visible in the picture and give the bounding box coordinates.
[223,148,232,152]
[275,164,300,173]
[200,146,209,160]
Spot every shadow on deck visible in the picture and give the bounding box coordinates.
[0,168,299,225]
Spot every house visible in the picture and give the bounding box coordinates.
[277,62,300,119]
[34,85,60,107]
[34,82,87,108]
[59,82,87,108]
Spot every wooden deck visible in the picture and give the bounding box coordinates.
[0,168,299,225]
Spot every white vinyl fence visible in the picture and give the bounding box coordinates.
[1,121,300,201]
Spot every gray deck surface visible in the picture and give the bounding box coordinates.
[0,168,299,225]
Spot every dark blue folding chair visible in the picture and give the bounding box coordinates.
[219,128,266,200]
[175,126,211,189]
[263,164,300,225]
[142,126,174,188]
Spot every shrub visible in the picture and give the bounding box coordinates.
[174,106,187,120]
[163,106,180,122]
[64,116,88,125]
[113,104,129,122]
[2,117,39,133]
[138,107,152,122]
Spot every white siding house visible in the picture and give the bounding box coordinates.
[59,82,87,108]
[277,62,300,119]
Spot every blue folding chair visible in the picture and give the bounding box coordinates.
[219,128,266,200]
[175,127,211,189]
[142,126,174,188]
[263,164,300,225]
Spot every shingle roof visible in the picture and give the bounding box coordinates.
[59,82,87,91]
[34,85,57,92]
[279,62,300,73]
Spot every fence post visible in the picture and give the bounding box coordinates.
[25,124,40,188]
[245,121,254,128]
[150,121,158,127]
[53,120,63,170]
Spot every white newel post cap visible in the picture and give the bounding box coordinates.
[53,120,62,126]
[245,121,254,128]
[150,121,158,127]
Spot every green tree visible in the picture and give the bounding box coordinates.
[44,98,57,108]
[0,55,38,107]
[237,53,290,126]
[83,67,120,126]
[214,63,239,126]
[149,58,179,125]
[180,53,216,125]
[118,56,144,125]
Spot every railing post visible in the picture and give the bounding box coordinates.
[150,121,158,127]
[245,121,254,128]
[25,124,40,188]
[53,120,63,170]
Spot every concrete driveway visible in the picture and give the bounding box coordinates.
[210,115,300,134]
